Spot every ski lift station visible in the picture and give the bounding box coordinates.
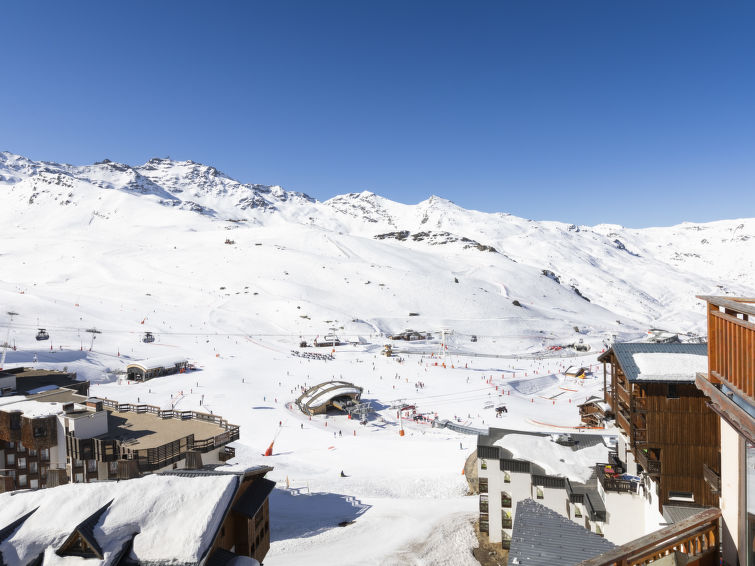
[296,380,364,416]
[126,356,189,381]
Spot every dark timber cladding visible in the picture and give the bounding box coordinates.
[598,343,720,509]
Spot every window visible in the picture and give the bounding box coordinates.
[479,478,488,493]
[33,425,47,438]
[109,461,119,474]
[18,474,27,487]
[87,460,97,473]
[9,414,21,431]
[40,448,49,461]
[502,510,512,529]
[29,449,37,457]
[74,473,84,483]
[29,461,38,473]
[501,492,512,508]
[535,487,544,500]
[502,531,511,550]
[17,442,25,453]
[40,466,48,479]
[479,494,489,513]
[30,479,38,489]
[574,505,582,518]
[480,459,487,470]
[668,491,694,502]
[667,384,679,399]
[504,472,511,483]
[479,515,489,534]
[6,453,15,466]
[73,458,83,467]
[595,524,604,536]
[17,457,26,469]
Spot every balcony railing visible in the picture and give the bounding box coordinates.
[703,296,755,401]
[596,464,640,494]
[635,449,660,476]
[577,507,720,566]
[218,446,236,462]
[702,463,721,494]
[633,396,648,412]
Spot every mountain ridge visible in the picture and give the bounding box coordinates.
[0,150,752,345]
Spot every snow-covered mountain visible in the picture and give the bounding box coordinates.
[1,150,752,349]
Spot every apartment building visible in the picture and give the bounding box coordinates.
[477,429,612,549]
[0,379,238,491]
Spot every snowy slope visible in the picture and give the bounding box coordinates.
[1,150,752,343]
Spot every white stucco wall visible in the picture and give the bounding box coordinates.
[720,418,743,566]
[597,479,649,545]
[64,410,108,439]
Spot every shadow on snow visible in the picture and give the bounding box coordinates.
[269,488,371,541]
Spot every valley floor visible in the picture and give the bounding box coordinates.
[2,335,607,565]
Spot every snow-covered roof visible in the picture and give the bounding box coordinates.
[494,434,608,483]
[602,342,708,383]
[0,472,244,566]
[0,396,64,418]
[126,356,188,371]
[297,381,363,409]
[632,352,708,383]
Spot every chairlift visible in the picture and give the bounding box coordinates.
[142,332,155,343]
[36,328,49,341]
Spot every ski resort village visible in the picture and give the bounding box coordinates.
[0,152,753,566]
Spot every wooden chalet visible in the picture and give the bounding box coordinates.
[598,342,720,509]
[0,466,275,566]
[578,396,613,427]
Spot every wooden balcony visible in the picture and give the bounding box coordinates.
[633,396,648,412]
[702,463,720,494]
[596,464,639,494]
[218,446,236,462]
[577,507,720,566]
[616,409,631,436]
[702,296,755,401]
[635,449,660,476]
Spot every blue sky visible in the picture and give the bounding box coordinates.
[1,1,753,227]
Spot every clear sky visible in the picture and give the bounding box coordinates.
[1,1,753,227]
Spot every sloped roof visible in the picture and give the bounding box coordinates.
[663,504,709,524]
[508,499,615,566]
[125,356,188,371]
[0,508,38,566]
[0,472,244,566]
[232,478,276,518]
[598,342,707,383]
[56,500,113,559]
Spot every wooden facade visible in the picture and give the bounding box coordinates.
[599,346,720,509]
[206,470,274,565]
